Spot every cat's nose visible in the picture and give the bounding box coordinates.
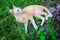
[12,10,14,13]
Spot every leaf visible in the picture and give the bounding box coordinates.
[37,30,42,34]
[1,36,6,40]
[40,35,45,40]
[35,17,39,21]
[51,36,56,40]
[47,18,52,23]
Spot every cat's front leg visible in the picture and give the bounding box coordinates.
[30,16,38,30]
[24,21,28,33]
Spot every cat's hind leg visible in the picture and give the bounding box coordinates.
[42,12,49,20]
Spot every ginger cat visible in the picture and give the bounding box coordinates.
[9,5,53,33]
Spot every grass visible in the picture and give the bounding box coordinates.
[0,0,58,40]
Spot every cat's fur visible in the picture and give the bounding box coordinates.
[9,5,53,33]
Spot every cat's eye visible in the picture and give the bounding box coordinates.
[17,9,19,11]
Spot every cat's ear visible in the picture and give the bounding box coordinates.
[13,5,16,9]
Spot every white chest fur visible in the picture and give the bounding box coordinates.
[14,15,22,22]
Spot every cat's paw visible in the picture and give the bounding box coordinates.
[46,17,48,20]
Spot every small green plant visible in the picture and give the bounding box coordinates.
[37,18,56,40]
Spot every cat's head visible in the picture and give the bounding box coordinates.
[9,5,22,15]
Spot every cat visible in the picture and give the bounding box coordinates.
[9,5,53,33]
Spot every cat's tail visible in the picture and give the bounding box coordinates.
[44,6,53,17]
